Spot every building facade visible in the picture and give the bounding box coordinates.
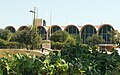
[5,24,114,44]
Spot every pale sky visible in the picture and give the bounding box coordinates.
[0,0,120,31]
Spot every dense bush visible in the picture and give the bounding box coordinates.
[61,43,120,75]
[0,29,12,41]
[50,30,69,42]
[65,35,76,46]
[51,31,78,49]
[0,53,45,75]
[6,42,20,46]
[6,42,22,49]
[86,34,105,46]
[51,37,76,50]
[51,41,64,49]
[0,38,7,47]
[10,26,42,50]
[0,44,120,75]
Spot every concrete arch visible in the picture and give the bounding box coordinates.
[64,24,80,35]
[37,26,47,40]
[80,24,97,43]
[50,25,62,34]
[98,24,114,44]
[80,24,97,33]
[5,26,16,33]
[18,26,29,31]
[98,24,114,33]
[37,26,47,34]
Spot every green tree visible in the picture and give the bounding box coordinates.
[50,30,77,49]
[0,43,120,75]
[10,26,42,50]
[24,26,42,49]
[61,42,120,75]
[50,30,69,42]
[109,30,120,46]
[0,29,12,41]
[70,34,82,44]
[0,53,45,75]
[86,34,105,46]
[50,30,68,49]
[0,38,7,47]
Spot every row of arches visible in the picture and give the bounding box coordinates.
[4,24,114,44]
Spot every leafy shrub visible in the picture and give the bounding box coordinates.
[51,41,65,49]
[6,42,20,46]
[86,34,105,46]
[50,31,78,49]
[0,53,45,75]
[6,42,22,49]
[50,30,69,42]
[42,51,69,75]
[0,44,120,75]
[65,35,76,46]
[0,38,7,47]
[10,26,42,50]
[0,29,13,41]
[0,58,7,75]
[61,43,120,75]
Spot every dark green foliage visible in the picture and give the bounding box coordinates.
[46,45,117,74]
[10,26,42,49]
[0,26,42,49]
[50,30,69,42]
[0,58,7,75]
[0,53,45,75]
[109,30,120,46]
[0,27,120,75]
[86,34,105,46]
[0,38,7,46]
[0,45,120,75]
[51,41,64,49]
[70,34,82,43]
[6,42,21,49]
[0,29,12,41]
[61,43,120,75]
[65,35,76,46]
[42,51,69,75]
[24,27,42,49]
[51,30,77,49]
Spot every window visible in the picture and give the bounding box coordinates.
[98,25,114,44]
[81,25,96,43]
[65,26,79,35]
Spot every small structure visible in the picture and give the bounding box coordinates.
[98,44,116,52]
[42,40,51,49]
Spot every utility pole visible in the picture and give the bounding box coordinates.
[49,9,52,38]
[30,7,36,26]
